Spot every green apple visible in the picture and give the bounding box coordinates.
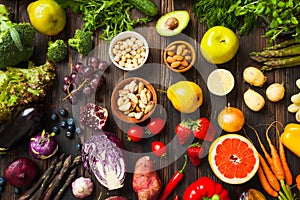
[200,26,239,64]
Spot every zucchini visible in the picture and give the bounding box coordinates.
[127,0,159,17]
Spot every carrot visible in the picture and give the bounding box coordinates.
[277,131,293,186]
[296,174,300,191]
[257,165,279,197]
[265,123,285,181]
[258,153,280,191]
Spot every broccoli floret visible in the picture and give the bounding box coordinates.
[0,4,35,68]
[47,39,68,62]
[68,29,93,56]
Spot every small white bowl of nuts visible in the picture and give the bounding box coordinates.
[109,31,149,71]
[164,40,196,73]
[111,77,157,124]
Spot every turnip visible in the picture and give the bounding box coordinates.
[266,83,285,102]
[4,157,38,188]
[72,177,94,199]
[29,130,58,160]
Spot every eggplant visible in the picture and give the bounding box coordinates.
[0,105,45,153]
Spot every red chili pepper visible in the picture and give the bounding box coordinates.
[183,176,230,200]
[174,195,179,200]
[158,155,187,200]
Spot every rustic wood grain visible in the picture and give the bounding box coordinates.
[0,0,299,199]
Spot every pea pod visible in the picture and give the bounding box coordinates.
[280,123,300,158]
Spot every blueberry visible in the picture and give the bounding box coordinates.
[66,117,75,126]
[60,120,67,128]
[67,125,75,132]
[59,108,68,117]
[76,143,82,151]
[13,187,21,195]
[0,185,3,192]
[52,125,60,134]
[65,131,74,138]
[0,177,6,186]
[50,113,58,121]
[75,127,82,135]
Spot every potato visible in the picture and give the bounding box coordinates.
[244,88,265,112]
[132,156,162,200]
[243,66,267,87]
[266,83,285,102]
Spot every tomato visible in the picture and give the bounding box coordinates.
[146,118,166,135]
[151,141,167,157]
[217,105,245,132]
[127,126,144,142]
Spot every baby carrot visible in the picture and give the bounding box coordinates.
[258,153,280,191]
[257,165,279,197]
[278,133,293,186]
[265,123,285,181]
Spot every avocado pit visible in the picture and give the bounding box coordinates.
[165,17,179,30]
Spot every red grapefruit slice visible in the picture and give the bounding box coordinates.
[208,134,259,184]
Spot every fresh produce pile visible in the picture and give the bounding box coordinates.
[0,0,300,200]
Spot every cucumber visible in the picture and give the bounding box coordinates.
[127,0,159,17]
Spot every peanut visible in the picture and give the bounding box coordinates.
[171,61,181,68]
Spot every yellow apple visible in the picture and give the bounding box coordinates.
[200,26,239,64]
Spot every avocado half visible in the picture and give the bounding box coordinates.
[156,10,190,37]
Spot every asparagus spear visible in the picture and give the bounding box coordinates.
[263,55,300,66]
[53,167,77,200]
[263,39,298,50]
[261,61,300,71]
[249,44,300,57]
[43,155,72,200]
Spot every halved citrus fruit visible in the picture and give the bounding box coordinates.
[208,134,259,184]
[207,69,235,96]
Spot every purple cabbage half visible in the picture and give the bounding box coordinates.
[82,131,126,190]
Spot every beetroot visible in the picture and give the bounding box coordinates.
[4,157,38,188]
[80,103,108,130]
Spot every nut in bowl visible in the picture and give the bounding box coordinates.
[111,77,157,124]
[164,40,196,73]
[109,31,149,71]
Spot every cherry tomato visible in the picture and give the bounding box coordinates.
[146,118,166,135]
[127,126,144,142]
[218,105,245,132]
[151,141,167,157]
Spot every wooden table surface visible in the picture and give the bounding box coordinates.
[0,0,300,200]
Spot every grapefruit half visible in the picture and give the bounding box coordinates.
[208,134,259,184]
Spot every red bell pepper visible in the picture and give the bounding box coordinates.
[183,176,230,200]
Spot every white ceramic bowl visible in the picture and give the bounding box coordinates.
[109,31,149,71]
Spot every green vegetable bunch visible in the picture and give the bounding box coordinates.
[68,30,93,56]
[47,39,68,62]
[229,0,300,44]
[0,61,55,121]
[55,0,151,41]
[192,0,257,35]
[0,4,35,68]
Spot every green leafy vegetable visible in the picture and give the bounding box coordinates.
[47,39,68,62]
[55,0,152,41]
[68,29,93,55]
[229,0,300,44]
[0,61,55,121]
[192,0,256,35]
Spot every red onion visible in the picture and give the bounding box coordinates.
[29,130,58,160]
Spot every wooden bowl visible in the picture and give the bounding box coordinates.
[164,40,196,73]
[111,77,157,124]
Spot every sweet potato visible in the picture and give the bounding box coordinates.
[132,156,162,200]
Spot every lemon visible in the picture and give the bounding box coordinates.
[27,0,66,36]
[207,68,235,96]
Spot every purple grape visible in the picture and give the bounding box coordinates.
[73,62,84,73]
[68,94,78,105]
[88,56,100,69]
[98,60,109,71]
[82,86,92,98]
[83,65,94,78]
[63,75,72,85]
[70,72,77,82]
[62,84,70,93]
[74,73,83,85]
[90,78,98,89]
